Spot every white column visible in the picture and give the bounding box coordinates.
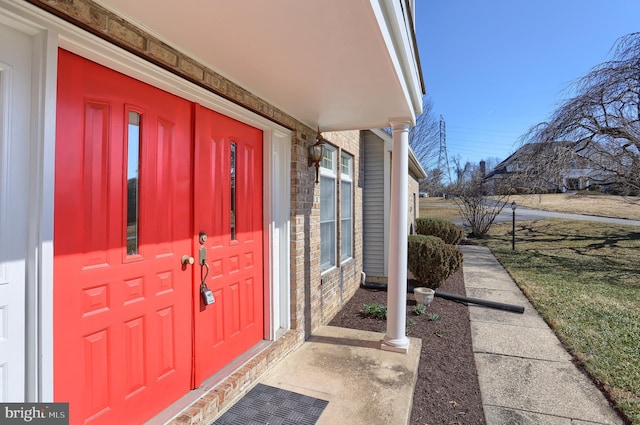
[382,121,411,353]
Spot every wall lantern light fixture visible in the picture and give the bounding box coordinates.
[308,129,325,184]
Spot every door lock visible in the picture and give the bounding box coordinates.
[201,283,215,306]
[198,232,214,307]
[181,255,195,265]
[199,246,207,266]
[199,253,215,307]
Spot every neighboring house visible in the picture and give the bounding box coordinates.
[362,129,427,284]
[0,1,423,425]
[484,141,612,193]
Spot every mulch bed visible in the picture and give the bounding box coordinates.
[329,269,486,425]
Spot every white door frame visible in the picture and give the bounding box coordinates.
[0,3,57,402]
[0,0,291,401]
[265,130,291,340]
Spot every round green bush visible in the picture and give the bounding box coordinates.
[408,234,463,289]
[415,217,464,245]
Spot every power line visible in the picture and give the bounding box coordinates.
[447,125,524,136]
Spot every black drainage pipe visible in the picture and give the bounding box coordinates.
[434,290,525,314]
[361,281,388,291]
[360,281,525,314]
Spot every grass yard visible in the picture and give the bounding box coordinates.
[419,197,461,221]
[421,193,640,222]
[478,219,640,424]
[509,193,640,220]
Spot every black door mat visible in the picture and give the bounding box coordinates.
[212,383,329,425]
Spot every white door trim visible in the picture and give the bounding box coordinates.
[264,130,291,339]
[0,4,57,402]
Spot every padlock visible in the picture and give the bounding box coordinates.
[201,283,215,306]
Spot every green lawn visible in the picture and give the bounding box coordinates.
[478,219,640,424]
[419,198,461,221]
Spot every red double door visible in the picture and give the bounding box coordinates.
[54,50,264,425]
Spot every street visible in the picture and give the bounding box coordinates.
[447,203,640,227]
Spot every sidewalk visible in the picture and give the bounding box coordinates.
[461,245,624,425]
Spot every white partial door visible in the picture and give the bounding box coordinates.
[0,21,31,402]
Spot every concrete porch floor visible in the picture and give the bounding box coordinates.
[254,326,422,425]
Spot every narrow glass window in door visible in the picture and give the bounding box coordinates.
[230,141,237,240]
[127,111,141,255]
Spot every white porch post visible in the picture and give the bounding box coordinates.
[382,120,411,353]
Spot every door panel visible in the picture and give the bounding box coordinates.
[54,50,193,425]
[193,105,264,384]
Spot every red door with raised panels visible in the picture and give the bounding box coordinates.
[54,50,264,425]
[193,105,264,384]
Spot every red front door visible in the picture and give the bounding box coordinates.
[54,51,264,425]
[193,105,264,384]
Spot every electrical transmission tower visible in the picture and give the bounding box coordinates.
[438,115,451,183]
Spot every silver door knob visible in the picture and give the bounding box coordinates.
[181,255,195,265]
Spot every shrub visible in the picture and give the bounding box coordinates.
[408,234,463,289]
[415,217,464,245]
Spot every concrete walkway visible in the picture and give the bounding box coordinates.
[461,245,625,425]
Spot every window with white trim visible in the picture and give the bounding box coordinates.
[340,152,353,261]
[320,146,337,272]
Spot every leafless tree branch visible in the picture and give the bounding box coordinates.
[520,32,640,195]
[409,96,440,170]
[451,160,512,237]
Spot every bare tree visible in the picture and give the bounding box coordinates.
[422,168,445,197]
[499,135,579,193]
[451,159,512,237]
[409,95,440,171]
[523,32,640,195]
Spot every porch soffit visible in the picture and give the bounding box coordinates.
[94,0,423,131]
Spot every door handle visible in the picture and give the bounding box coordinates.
[181,255,195,265]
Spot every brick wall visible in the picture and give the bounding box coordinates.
[289,129,319,337]
[409,175,420,228]
[312,130,364,330]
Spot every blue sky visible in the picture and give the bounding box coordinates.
[415,1,640,171]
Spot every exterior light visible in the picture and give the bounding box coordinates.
[308,129,325,184]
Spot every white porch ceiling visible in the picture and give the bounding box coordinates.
[95,0,424,131]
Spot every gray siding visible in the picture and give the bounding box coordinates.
[363,132,386,278]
